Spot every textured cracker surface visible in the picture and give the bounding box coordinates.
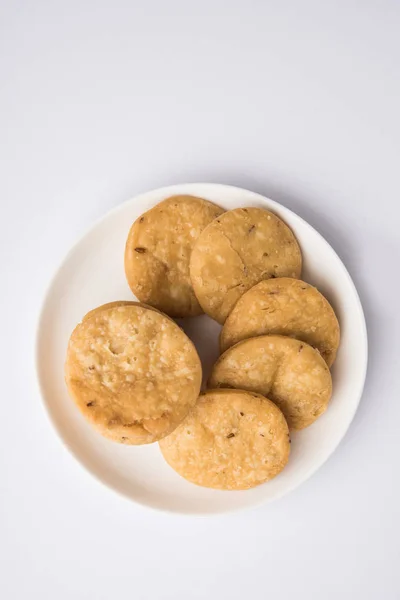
[83,300,147,321]
[159,389,290,490]
[220,278,340,366]
[82,300,173,322]
[65,305,202,444]
[189,207,302,324]
[124,195,223,317]
[210,335,332,429]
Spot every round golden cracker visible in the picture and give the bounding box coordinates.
[124,195,224,318]
[220,278,340,366]
[65,304,202,445]
[159,389,290,490]
[189,207,302,324]
[209,335,332,429]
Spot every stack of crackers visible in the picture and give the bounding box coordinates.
[65,195,340,491]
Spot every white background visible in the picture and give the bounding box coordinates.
[1,1,399,598]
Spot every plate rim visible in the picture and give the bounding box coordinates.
[34,182,368,515]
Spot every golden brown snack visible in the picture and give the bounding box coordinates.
[209,335,332,429]
[124,195,224,317]
[220,278,340,366]
[65,304,202,445]
[159,389,290,490]
[189,207,302,324]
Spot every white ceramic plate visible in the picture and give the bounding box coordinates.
[36,183,367,515]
